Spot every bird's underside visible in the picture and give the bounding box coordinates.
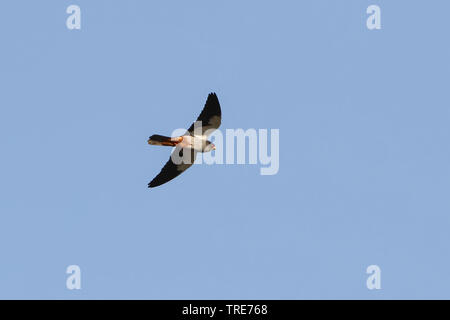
[147,92,221,188]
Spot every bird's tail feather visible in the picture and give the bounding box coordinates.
[148,135,182,147]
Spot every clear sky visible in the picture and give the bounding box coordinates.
[0,0,449,299]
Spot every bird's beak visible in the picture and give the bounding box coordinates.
[212,145,216,150]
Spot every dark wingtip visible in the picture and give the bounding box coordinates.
[207,92,219,104]
[148,180,161,188]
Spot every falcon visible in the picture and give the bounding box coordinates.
[147,92,221,188]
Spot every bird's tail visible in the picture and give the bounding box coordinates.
[148,135,183,147]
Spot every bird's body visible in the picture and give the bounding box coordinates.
[148,134,215,153]
[147,93,221,188]
[178,135,211,152]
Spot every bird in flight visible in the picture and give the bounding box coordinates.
[147,93,222,188]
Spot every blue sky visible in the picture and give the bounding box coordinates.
[0,0,449,299]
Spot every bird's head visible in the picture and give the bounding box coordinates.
[204,142,216,152]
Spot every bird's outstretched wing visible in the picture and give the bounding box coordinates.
[148,147,197,188]
[186,92,221,137]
